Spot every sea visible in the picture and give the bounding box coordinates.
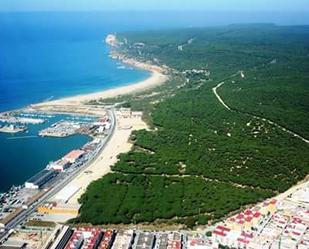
[0,12,153,192]
[1,11,308,192]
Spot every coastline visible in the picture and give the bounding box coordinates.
[0,34,168,192]
[33,40,168,108]
[33,70,168,107]
[27,35,168,219]
[32,34,168,108]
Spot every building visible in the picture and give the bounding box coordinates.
[25,170,58,189]
[167,232,182,249]
[119,108,131,118]
[157,233,168,249]
[99,230,116,249]
[65,227,104,249]
[49,226,73,249]
[212,226,231,246]
[133,232,155,249]
[187,238,208,249]
[0,240,27,249]
[48,159,71,172]
[63,149,85,164]
[55,185,81,203]
[112,230,134,249]
[37,202,79,216]
[132,111,143,117]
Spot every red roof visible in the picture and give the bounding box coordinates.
[236,214,245,219]
[216,225,231,232]
[241,232,253,238]
[229,217,236,222]
[237,220,245,225]
[64,149,85,161]
[244,209,252,215]
[245,217,253,222]
[237,238,249,244]
[213,230,226,237]
[189,239,205,246]
[253,212,261,218]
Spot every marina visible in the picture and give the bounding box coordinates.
[0,111,93,192]
[0,113,45,125]
[0,107,114,243]
[0,125,27,134]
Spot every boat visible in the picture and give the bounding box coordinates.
[0,124,27,134]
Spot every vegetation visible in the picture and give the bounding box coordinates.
[76,173,272,225]
[76,25,309,227]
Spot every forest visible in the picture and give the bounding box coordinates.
[76,25,309,227]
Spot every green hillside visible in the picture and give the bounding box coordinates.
[76,25,309,227]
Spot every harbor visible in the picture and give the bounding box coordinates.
[0,104,115,244]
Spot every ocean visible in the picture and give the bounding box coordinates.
[0,12,152,192]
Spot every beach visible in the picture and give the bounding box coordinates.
[34,49,169,217]
[53,112,148,207]
[0,31,169,222]
[34,52,168,108]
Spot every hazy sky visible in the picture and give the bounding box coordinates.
[1,0,309,12]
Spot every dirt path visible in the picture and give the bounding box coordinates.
[212,76,309,145]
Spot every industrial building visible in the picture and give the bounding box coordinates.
[0,240,27,249]
[49,226,73,249]
[25,170,58,189]
[63,149,85,164]
[48,159,71,172]
[54,185,81,203]
[37,202,79,216]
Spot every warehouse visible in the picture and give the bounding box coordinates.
[55,185,81,203]
[63,149,85,164]
[25,170,58,189]
[48,159,71,172]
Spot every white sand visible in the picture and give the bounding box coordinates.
[35,68,168,107]
[51,114,147,211]
[40,52,168,217]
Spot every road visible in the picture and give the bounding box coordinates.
[0,108,116,243]
[212,74,309,144]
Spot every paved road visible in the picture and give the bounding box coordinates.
[0,108,116,243]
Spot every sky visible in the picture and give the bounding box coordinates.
[0,0,309,12]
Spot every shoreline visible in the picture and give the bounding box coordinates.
[33,47,169,108]
[33,70,168,108]
[1,34,168,114]
[0,34,168,195]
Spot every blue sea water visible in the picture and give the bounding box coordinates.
[0,12,153,192]
[0,13,152,112]
[0,115,91,192]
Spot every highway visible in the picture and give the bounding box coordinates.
[0,108,116,244]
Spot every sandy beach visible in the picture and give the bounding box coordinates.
[34,35,169,108]
[39,38,168,219]
[34,70,167,107]
[54,113,148,206]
